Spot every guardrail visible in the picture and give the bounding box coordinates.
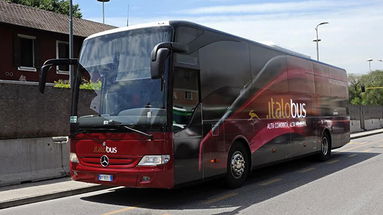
[0,137,69,186]
[349,105,383,133]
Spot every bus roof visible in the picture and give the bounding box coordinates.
[85,20,345,72]
[85,21,171,40]
[168,21,345,72]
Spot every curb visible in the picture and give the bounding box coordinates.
[0,185,109,209]
[350,130,383,139]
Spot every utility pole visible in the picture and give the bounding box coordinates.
[127,4,129,26]
[69,0,74,86]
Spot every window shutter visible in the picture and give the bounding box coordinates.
[13,35,21,67]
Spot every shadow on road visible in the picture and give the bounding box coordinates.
[81,151,379,214]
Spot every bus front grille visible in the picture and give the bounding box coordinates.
[80,155,139,168]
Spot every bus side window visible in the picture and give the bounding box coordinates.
[198,41,251,121]
[173,67,200,130]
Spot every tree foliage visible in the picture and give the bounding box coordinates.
[54,79,102,90]
[348,70,383,105]
[5,0,82,18]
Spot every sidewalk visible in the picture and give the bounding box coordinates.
[0,177,109,209]
[350,128,383,139]
[1,128,383,209]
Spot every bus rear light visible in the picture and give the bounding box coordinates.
[137,155,170,166]
[70,152,79,163]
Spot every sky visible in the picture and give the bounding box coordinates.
[74,0,383,75]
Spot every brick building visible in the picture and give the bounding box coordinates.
[0,1,115,83]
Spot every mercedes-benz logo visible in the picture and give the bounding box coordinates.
[100,155,109,167]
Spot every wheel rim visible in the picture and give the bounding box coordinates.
[230,151,246,179]
[321,136,329,156]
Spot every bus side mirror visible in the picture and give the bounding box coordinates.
[150,42,188,79]
[39,63,52,93]
[39,58,78,93]
[151,48,170,79]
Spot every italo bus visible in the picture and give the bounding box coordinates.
[38,21,350,188]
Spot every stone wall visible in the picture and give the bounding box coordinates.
[0,82,71,139]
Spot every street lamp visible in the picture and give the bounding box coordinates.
[98,0,110,24]
[367,58,373,72]
[313,21,329,61]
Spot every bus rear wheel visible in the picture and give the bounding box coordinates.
[318,133,331,161]
[225,143,250,188]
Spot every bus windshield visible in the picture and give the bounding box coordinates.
[76,27,172,130]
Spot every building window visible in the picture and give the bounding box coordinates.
[17,34,36,72]
[56,41,69,75]
[185,91,193,100]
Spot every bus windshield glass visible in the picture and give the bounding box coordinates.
[76,27,172,130]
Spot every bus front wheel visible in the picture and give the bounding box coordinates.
[225,143,250,188]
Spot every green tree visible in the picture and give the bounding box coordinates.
[5,0,82,18]
[348,70,383,105]
[360,70,383,105]
[348,74,363,105]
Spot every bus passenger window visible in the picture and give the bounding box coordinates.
[173,68,200,130]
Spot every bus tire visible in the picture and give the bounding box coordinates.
[225,142,250,188]
[318,133,331,161]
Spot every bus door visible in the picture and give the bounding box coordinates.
[172,67,204,185]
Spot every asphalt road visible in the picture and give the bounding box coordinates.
[1,133,383,215]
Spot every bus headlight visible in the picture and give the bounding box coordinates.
[137,155,170,166]
[70,153,79,163]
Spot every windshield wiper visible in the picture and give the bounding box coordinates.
[121,125,153,140]
[78,117,154,140]
[105,120,153,140]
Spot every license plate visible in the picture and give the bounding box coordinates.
[98,174,113,182]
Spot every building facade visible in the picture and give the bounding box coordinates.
[0,1,115,83]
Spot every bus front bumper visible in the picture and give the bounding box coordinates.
[70,163,174,189]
